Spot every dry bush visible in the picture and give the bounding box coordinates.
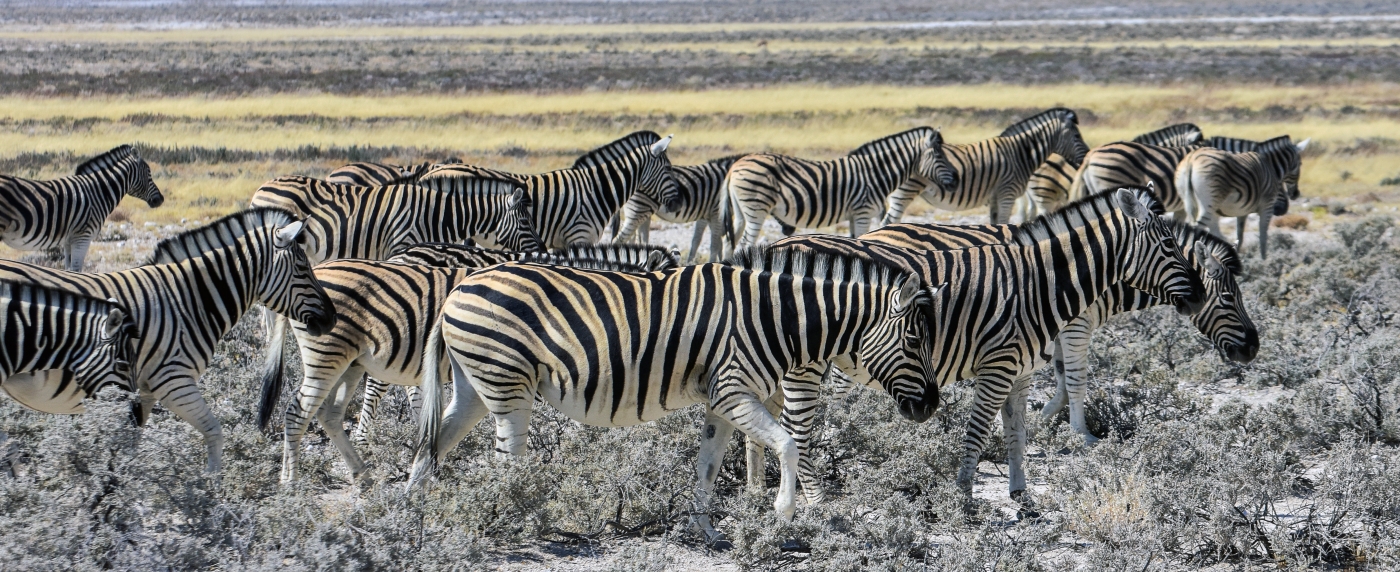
[1272,213,1309,230]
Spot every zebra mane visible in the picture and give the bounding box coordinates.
[1168,219,1242,274]
[75,144,138,175]
[1007,187,1147,247]
[571,131,663,169]
[724,244,912,289]
[145,207,297,265]
[519,244,681,273]
[1132,123,1203,146]
[847,127,935,156]
[998,108,1079,138]
[415,174,527,194]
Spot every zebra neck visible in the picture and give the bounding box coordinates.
[745,271,883,372]
[0,309,100,375]
[843,142,923,194]
[167,243,265,334]
[1016,220,1129,342]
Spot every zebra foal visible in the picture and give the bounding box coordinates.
[0,145,165,271]
[0,280,137,414]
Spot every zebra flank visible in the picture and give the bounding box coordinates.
[1070,141,1196,212]
[1204,134,1307,200]
[0,144,165,271]
[420,131,679,250]
[409,245,940,539]
[768,187,1203,499]
[249,175,349,218]
[885,108,1088,225]
[0,207,334,474]
[1177,145,1291,258]
[1131,123,1205,147]
[277,243,672,482]
[325,161,435,186]
[1021,152,1080,216]
[0,280,137,415]
[726,127,956,248]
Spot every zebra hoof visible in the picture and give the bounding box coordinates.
[1010,490,1040,520]
[709,536,734,552]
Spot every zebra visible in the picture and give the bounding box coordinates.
[326,161,439,186]
[0,145,165,271]
[419,132,680,250]
[1070,141,1198,216]
[255,179,543,429]
[0,208,336,474]
[0,280,138,414]
[615,155,744,262]
[1015,152,1079,219]
[1040,226,1258,444]
[1177,143,1296,259]
[762,188,1204,501]
[1132,123,1205,147]
[724,127,958,249]
[882,108,1089,225]
[273,245,685,482]
[408,246,942,543]
[1204,134,1309,202]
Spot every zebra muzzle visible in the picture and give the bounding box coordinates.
[898,390,938,423]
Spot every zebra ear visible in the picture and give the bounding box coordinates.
[650,135,673,158]
[1115,188,1150,221]
[646,250,665,271]
[275,220,305,248]
[1197,244,1226,277]
[508,188,527,208]
[891,275,923,315]
[102,306,128,339]
[1295,138,1310,152]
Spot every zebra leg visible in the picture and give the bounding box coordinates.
[1059,320,1099,446]
[282,358,354,483]
[350,374,387,450]
[687,220,707,264]
[744,392,785,490]
[719,391,800,521]
[408,385,423,420]
[1040,340,1070,420]
[692,410,736,544]
[433,355,490,461]
[637,222,651,245]
[1001,375,1032,497]
[152,371,225,475]
[957,374,1015,493]
[491,398,533,457]
[1235,215,1248,252]
[316,366,369,481]
[65,233,94,272]
[781,362,829,504]
[1256,212,1272,259]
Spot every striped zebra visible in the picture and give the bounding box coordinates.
[419,132,679,249]
[1205,135,1309,200]
[408,246,942,542]
[1016,152,1079,219]
[1070,141,1197,216]
[0,145,165,271]
[0,280,137,414]
[882,109,1089,225]
[255,178,543,428]
[0,208,335,474]
[1132,123,1205,147]
[764,188,1204,500]
[725,127,958,248]
[326,161,441,186]
[1177,144,1295,258]
[272,245,684,482]
[616,155,744,262]
[1041,226,1258,444]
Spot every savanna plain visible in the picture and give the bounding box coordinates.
[1,2,1399,570]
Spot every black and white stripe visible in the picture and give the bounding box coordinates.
[419,132,679,250]
[409,246,941,541]
[725,127,958,248]
[0,208,336,474]
[326,161,436,186]
[1132,123,1205,147]
[0,280,137,415]
[1071,141,1197,215]
[1177,142,1296,258]
[0,145,165,271]
[616,154,744,262]
[884,108,1088,225]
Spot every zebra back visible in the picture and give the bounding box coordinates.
[249,175,347,219]
[391,242,680,273]
[1131,124,1204,147]
[0,279,137,397]
[1024,153,1079,215]
[1071,142,1195,211]
[326,162,433,186]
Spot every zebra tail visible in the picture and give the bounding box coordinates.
[1067,162,1089,202]
[256,311,289,431]
[1177,160,1200,222]
[408,320,447,491]
[717,183,736,255]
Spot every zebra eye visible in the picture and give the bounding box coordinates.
[1220,292,1236,304]
[1162,236,1177,249]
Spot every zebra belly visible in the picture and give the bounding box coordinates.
[1,230,64,252]
[2,370,86,414]
[534,373,705,427]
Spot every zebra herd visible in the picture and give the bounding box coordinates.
[0,109,1306,544]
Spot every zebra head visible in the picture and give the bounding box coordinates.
[1261,135,1305,202]
[68,301,139,397]
[917,129,959,190]
[264,220,337,336]
[851,275,943,423]
[1113,187,1206,315]
[124,153,165,208]
[493,188,546,253]
[1188,240,1259,364]
[647,135,683,212]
